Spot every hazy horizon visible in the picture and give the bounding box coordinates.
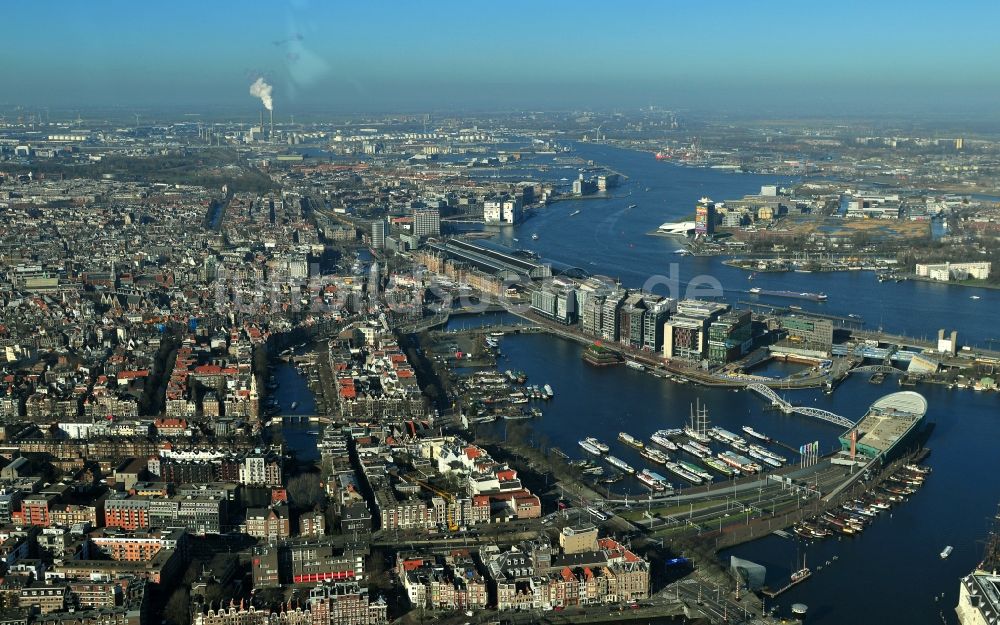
[5,0,1000,118]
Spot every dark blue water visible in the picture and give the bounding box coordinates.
[471,143,1000,624]
[272,361,320,462]
[495,143,1000,348]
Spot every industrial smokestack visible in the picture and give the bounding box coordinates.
[259,110,264,136]
[249,77,273,111]
[269,109,274,142]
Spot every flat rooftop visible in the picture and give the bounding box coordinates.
[850,391,927,455]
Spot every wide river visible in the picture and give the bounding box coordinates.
[464,142,998,624]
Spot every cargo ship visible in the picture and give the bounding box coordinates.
[742,426,771,442]
[650,430,679,451]
[606,455,635,474]
[618,432,644,449]
[640,447,670,465]
[749,287,828,301]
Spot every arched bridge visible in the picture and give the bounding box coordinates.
[746,383,855,428]
[849,364,908,375]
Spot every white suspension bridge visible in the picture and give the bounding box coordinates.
[746,383,855,428]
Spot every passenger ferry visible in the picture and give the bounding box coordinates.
[578,439,604,455]
[742,425,771,442]
[747,448,782,468]
[748,444,786,464]
[708,427,747,447]
[665,461,702,484]
[637,469,667,491]
[640,447,670,465]
[625,360,645,371]
[679,460,713,482]
[680,442,709,459]
[650,430,679,450]
[618,432,644,448]
[718,450,762,474]
[703,457,740,476]
[606,455,635,474]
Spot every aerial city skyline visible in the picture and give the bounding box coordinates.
[0,3,998,625]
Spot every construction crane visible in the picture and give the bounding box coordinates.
[401,474,460,531]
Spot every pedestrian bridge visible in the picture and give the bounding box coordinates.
[746,383,855,428]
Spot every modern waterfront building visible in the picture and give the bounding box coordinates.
[838,391,928,461]
[695,198,716,236]
[600,290,627,342]
[483,198,522,224]
[707,309,752,364]
[662,299,730,361]
[531,286,577,325]
[641,298,675,352]
[777,316,834,356]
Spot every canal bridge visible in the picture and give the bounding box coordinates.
[746,383,854,428]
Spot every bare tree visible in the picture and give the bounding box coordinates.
[288,473,323,509]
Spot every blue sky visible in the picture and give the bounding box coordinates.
[6,0,1000,114]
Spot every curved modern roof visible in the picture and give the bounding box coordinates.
[871,391,928,417]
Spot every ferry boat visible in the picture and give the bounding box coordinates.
[625,360,645,371]
[584,437,608,453]
[941,546,953,559]
[606,455,635,474]
[703,457,739,476]
[665,461,702,484]
[650,430,679,451]
[579,439,603,455]
[747,448,782,468]
[679,460,713,482]
[741,426,771,442]
[718,450,762,474]
[290,401,298,410]
[618,432,644,449]
[640,447,670,465]
[637,469,667,491]
[748,444,786,464]
[543,384,554,398]
[680,442,709,459]
[708,427,747,446]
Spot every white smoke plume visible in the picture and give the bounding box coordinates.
[249,77,273,111]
